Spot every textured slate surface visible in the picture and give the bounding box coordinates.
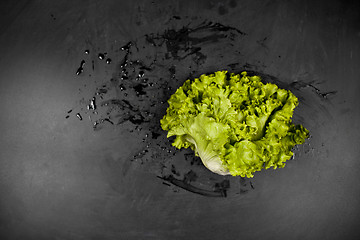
[0,0,360,239]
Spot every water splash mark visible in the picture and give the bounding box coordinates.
[184,153,203,166]
[156,150,235,197]
[289,81,337,99]
[242,70,338,101]
[76,60,85,75]
[256,36,269,50]
[67,20,255,196]
[183,170,198,183]
[227,62,240,70]
[50,13,56,20]
[158,175,229,197]
[95,98,150,127]
[171,164,181,176]
[144,21,245,65]
[69,20,246,132]
[237,177,255,194]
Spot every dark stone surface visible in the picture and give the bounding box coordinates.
[0,0,360,239]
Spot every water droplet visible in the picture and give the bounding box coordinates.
[120,42,132,52]
[106,58,112,64]
[120,62,128,68]
[98,53,105,60]
[119,84,126,91]
[88,97,96,110]
[138,71,145,78]
[76,113,83,120]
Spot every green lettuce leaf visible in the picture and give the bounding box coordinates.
[160,71,309,178]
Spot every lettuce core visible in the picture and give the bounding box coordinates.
[160,71,309,178]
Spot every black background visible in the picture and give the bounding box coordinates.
[1,0,360,239]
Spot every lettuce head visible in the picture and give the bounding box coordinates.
[160,71,309,178]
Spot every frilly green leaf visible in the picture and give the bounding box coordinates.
[160,71,309,178]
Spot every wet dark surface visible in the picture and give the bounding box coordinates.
[1,0,360,239]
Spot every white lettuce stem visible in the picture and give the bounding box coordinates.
[185,135,230,175]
